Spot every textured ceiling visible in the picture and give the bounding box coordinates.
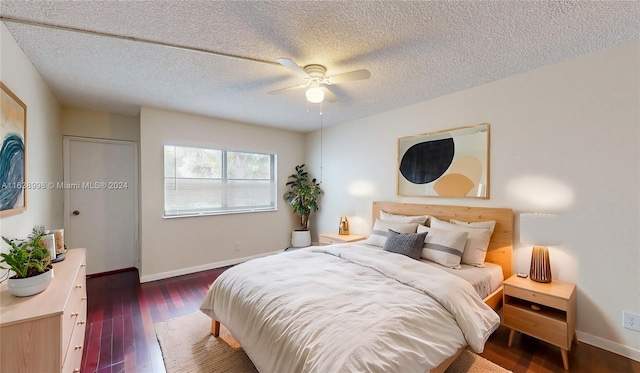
[1,1,638,132]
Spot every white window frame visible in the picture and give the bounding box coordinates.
[163,145,277,218]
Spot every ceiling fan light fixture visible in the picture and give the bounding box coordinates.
[306,85,324,103]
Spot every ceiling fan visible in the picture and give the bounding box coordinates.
[268,58,371,103]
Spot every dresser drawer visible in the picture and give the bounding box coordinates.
[62,296,87,368]
[62,306,87,373]
[503,304,569,348]
[62,262,87,358]
[505,284,567,310]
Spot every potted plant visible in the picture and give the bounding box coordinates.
[283,164,323,247]
[1,225,53,297]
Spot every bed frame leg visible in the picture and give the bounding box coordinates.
[211,320,220,336]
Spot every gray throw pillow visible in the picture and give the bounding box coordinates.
[383,229,428,260]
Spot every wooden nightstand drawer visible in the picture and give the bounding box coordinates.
[319,236,342,245]
[505,284,567,311]
[503,304,568,348]
[318,233,365,246]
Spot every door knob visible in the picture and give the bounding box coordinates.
[72,210,80,216]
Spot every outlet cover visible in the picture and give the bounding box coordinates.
[623,311,640,332]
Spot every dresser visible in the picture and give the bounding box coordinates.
[0,248,87,373]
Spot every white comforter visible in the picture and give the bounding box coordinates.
[200,244,500,373]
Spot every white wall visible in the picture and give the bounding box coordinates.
[62,108,140,142]
[139,106,305,281]
[306,41,640,359]
[0,24,63,252]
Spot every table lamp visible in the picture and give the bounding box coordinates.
[339,216,350,235]
[520,213,561,283]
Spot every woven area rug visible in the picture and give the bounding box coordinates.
[155,312,511,373]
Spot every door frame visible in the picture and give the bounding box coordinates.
[63,136,140,271]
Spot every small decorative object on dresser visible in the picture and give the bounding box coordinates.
[47,228,66,262]
[502,274,577,370]
[0,248,87,373]
[318,233,365,246]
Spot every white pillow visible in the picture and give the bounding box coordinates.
[417,225,468,269]
[450,218,496,233]
[380,210,428,225]
[430,217,492,267]
[364,219,419,248]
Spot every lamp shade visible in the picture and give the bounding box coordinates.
[520,213,561,247]
[306,86,324,103]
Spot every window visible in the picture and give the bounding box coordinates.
[164,145,277,217]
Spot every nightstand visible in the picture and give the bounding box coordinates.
[318,233,365,246]
[503,275,577,370]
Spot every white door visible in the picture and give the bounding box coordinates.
[64,137,138,275]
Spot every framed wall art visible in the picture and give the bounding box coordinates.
[397,123,489,199]
[0,82,27,216]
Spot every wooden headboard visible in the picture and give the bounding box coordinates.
[372,201,514,280]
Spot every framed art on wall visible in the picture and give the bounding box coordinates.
[0,82,27,216]
[397,123,489,199]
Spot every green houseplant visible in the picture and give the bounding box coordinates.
[1,225,53,296]
[283,164,323,230]
[283,164,322,247]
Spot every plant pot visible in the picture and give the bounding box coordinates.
[291,230,311,248]
[7,268,54,297]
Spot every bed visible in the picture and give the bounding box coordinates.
[371,201,513,310]
[200,202,513,373]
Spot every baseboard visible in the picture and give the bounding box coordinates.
[139,249,282,283]
[576,330,640,362]
[87,267,137,278]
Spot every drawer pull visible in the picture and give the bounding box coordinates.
[73,370,80,373]
[75,284,83,288]
[71,312,79,317]
[75,345,82,350]
[78,321,86,325]
[82,297,87,301]
[81,264,86,267]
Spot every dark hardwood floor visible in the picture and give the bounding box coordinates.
[81,267,227,373]
[82,267,640,373]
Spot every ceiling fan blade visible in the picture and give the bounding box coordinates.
[277,57,309,77]
[326,69,371,85]
[322,86,339,103]
[268,83,308,95]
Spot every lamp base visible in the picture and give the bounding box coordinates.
[530,245,552,283]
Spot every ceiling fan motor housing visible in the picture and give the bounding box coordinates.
[304,64,327,81]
